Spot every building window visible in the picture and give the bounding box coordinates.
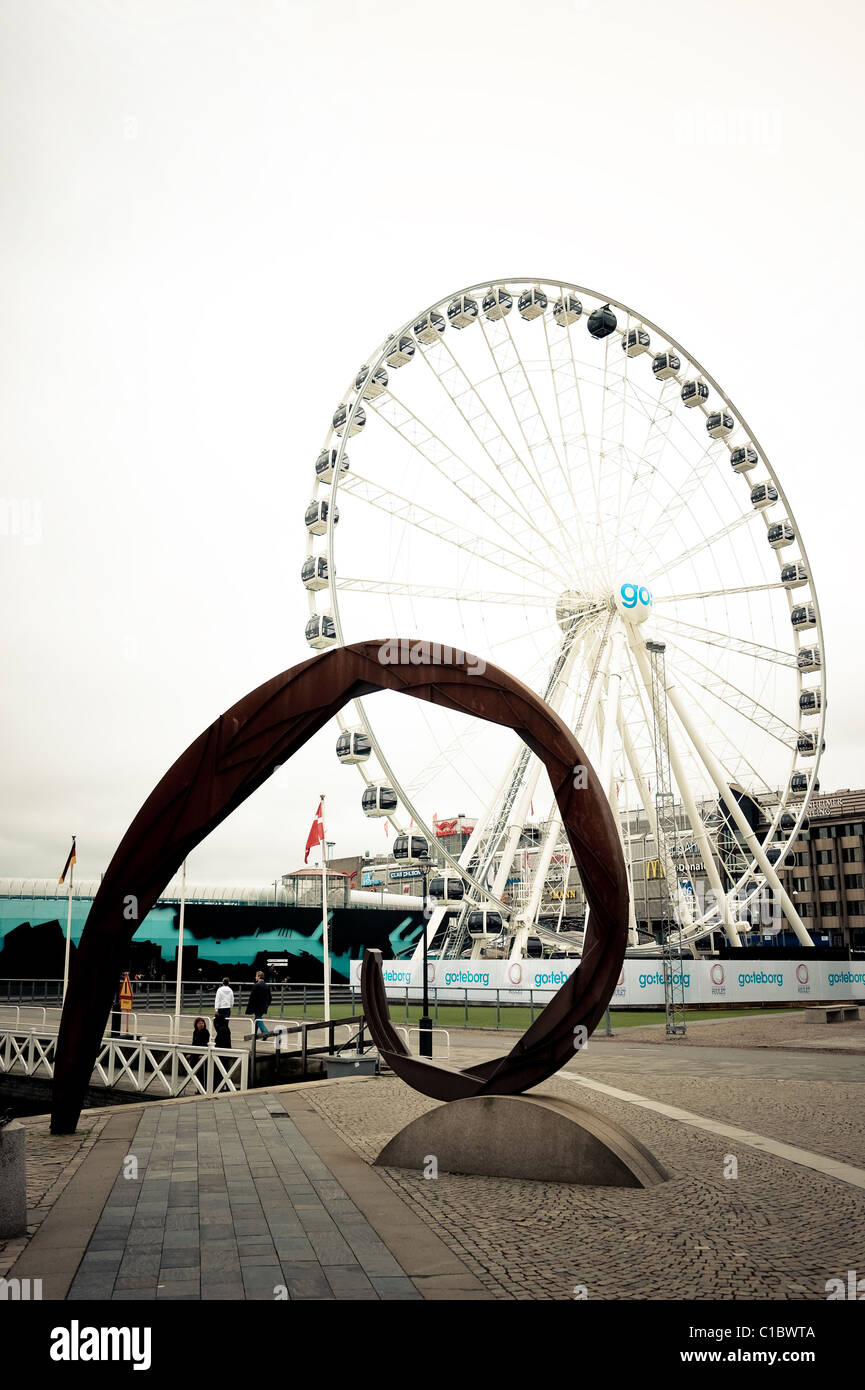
[793,852,809,867]
[816,849,834,864]
[842,847,862,863]
[820,901,838,917]
[792,876,811,892]
[839,823,864,837]
[818,875,837,890]
[844,874,864,890]
[797,902,813,917]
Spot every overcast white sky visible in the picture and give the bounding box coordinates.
[1,0,863,885]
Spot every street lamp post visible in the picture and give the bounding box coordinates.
[418,852,432,1058]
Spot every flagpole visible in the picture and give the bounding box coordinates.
[321,793,331,1022]
[62,842,74,1004]
[174,858,187,1036]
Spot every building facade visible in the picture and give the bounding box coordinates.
[768,788,865,951]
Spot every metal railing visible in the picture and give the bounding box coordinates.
[0,979,562,1029]
[395,1025,451,1057]
[247,1014,373,1075]
[0,1027,249,1096]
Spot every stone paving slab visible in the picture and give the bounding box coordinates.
[4,1087,488,1301]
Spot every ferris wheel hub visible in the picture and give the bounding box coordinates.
[555,590,593,633]
[614,580,654,625]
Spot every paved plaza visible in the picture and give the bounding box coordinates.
[2,1014,864,1301]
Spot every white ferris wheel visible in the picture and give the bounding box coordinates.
[302,278,826,959]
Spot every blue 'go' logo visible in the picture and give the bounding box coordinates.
[621,583,653,610]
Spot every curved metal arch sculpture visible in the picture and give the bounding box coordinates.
[50,640,628,1133]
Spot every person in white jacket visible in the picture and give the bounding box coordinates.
[214,977,234,1019]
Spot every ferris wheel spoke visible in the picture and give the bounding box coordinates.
[475,311,583,569]
[425,325,574,573]
[404,730,493,802]
[655,580,784,604]
[668,647,786,803]
[334,578,557,605]
[626,445,724,576]
[652,613,798,668]
[644,510,759,584]
[337,472,555,586]
[668,645,798,748]
[366,390,565,574]
[410,337,574,574]
[551,312,613,576]
[537,308,604,572]
[344,693,512,911]
[612,379,682,574]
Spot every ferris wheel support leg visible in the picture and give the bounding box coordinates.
[627,639,742,947]
[410,905,447,966]
[616,704,697,934]
[515,625,613,934]
[409,744,523,965]
[509,924,530,962]
[593,636,638,946]
[656,658,814,948]
[518,803,562,930]
[489,629,585,918]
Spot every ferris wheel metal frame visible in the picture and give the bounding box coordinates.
[302,277,827,956]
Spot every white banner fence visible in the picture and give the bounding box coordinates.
[349,958,865,1007]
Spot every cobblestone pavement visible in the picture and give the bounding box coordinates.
[0,1111,110,1279]
[609,1011,865,1051]
[304,1046,865,1301]
[562,1071,865,1170]
[65,1092,423,1301]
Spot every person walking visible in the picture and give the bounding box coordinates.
[214,977,234,1020]
[245,970,272,1037]
[213,1013,232,1048]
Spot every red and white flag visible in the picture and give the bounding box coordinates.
[304,800,325,864]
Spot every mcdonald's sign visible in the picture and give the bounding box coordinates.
[645,859,665,880]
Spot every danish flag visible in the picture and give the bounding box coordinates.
[304,800,325,864]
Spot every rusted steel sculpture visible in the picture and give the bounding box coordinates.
[50,640,628,1132]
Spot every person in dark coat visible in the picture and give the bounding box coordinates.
[213,1013,232,1048]
[245,971,272,1037]
[191,1016,210,1047]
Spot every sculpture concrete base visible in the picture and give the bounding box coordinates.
[375,1093,668,1188]
[0,1121,27,1238]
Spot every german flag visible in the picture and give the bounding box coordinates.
[59,836,77,884]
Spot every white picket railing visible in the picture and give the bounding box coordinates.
[0,1027,249,1096]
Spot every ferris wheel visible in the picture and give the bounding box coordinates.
[301,278,826,957]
